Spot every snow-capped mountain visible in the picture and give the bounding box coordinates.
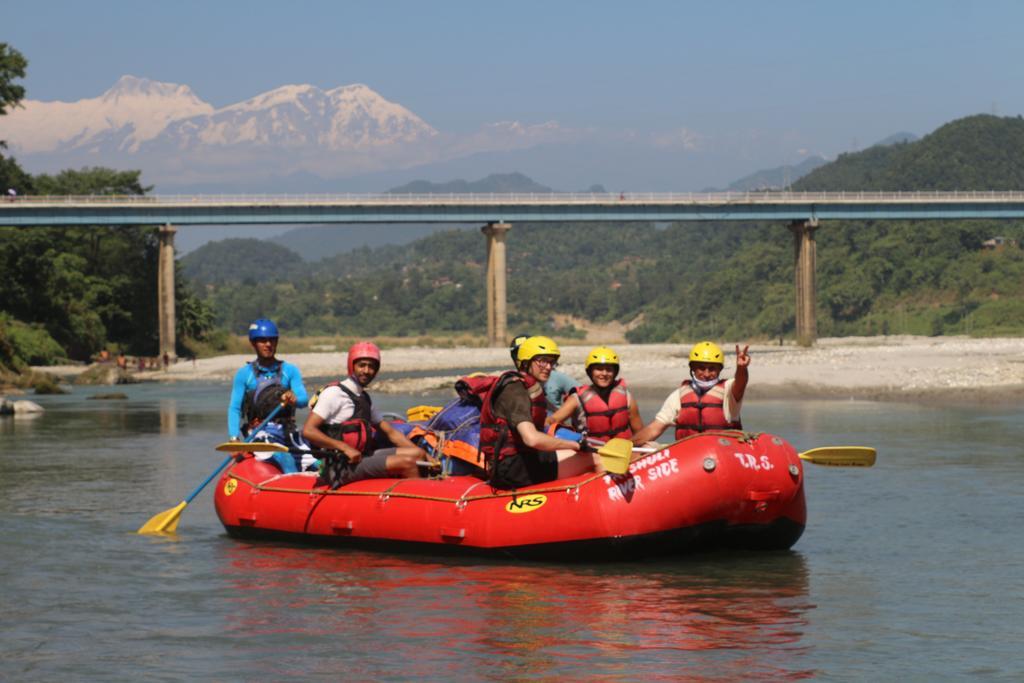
[0,75,214,154]
[0,76,608,188]
[0,76,437,158]
[1,75,768,193]
[153,83,437,151]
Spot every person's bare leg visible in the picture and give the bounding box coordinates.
[385,446,424,478]
[554,449,602,479]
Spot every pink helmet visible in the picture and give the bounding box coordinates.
[347,341,382,376]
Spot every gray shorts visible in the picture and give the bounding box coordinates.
[338,447,394,485]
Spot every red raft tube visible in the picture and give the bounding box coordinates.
[214,431,806,561]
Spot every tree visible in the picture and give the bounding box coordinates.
[0,153,33,195]
[33,167,152,196]
[0,43,28,143]
[1,165,215,361]
[0,43,30,194]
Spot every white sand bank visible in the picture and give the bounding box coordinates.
[58,335,1024,402]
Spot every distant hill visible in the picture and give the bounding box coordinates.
[180,238,306,284]
[269,223,460,261]
[795,115,1024,191]
[708,156,828,192]
[388,172,555,194]
[267,172,559,260]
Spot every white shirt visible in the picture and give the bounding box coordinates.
[312,377,383,425]
[653,378,741,426]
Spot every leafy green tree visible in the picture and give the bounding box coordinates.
[1,166,215,362]
[0,43,31,195]
[0,154,33,194]
[0,42,28,132]
[33,167,152,196]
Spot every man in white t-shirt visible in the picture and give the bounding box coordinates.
[302,342,423,487]
[632,341,750,445]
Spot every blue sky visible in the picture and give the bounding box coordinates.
[6,0,1024,171]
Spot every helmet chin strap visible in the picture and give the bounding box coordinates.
[690,372,719,394]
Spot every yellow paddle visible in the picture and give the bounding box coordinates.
[594,437,634,475]
[138,403,286,534]
[798,446,876,467]
[586,436,876,469]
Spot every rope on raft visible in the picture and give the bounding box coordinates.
[224,462,608,506]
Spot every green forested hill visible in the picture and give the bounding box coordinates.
[184,114,1024,342]
[795,115,1024,191]
[181,238,306,285]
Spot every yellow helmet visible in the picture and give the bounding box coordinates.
[585,346,620,369]
[516,335,561,364]
[689,341,724,365]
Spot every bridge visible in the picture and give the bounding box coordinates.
[4,191,1024,356]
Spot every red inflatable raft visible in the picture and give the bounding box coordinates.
[214,430,806,560]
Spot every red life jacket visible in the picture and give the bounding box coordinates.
[576,379,633,439]
[674,379,742,440]
[310,380,373,454]
[468,370,546,475]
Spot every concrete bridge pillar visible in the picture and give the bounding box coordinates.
[789,219,819,347]
[482,222,511,346]
[158,223,177,362]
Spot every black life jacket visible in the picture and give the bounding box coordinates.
[242,361,294,427]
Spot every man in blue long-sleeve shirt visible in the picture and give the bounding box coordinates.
[227,318,312,471]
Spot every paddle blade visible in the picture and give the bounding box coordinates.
[598,438,634,475]
[799,446,876,467]
[215,441,289,453]
[137,501,186,534]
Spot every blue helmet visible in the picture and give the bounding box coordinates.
[248,318,279,341]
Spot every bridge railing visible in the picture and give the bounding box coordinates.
[5,190,1024,205]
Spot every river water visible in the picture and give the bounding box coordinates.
[2,381,1022,680]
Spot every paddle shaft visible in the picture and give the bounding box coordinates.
[587,437,874,466]
[585,437,656,454]
[182,403,285,505]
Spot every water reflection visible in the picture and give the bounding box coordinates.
[0,411,42,436]
[160,399,178,435]
[213,544,814,679]
[8,386,1022,678]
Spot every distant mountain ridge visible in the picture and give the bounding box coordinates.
[388,172,554,194]
[705,155,828,192]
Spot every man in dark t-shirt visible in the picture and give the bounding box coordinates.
[490,380,561,488]
[487,336,599,490]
